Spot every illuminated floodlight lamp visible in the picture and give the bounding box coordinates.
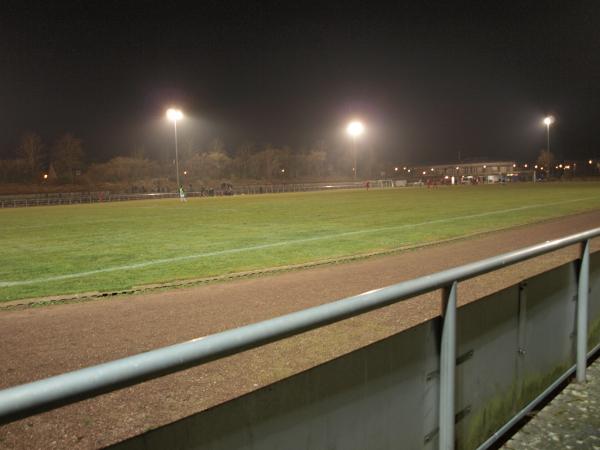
[43,174,48,180]
[543,116,554,126]
[166,108,183,122]
[394,167,399,172]
[589,160,593,165]
[346,121,364,137]
[543,116,555,153]
[166,107,184,193]
[347,120,364,179]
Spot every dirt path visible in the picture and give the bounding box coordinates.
[1,211,600,449]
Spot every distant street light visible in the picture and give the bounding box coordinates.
[543,116,555,153]
[166,108,184,191]
[346,120,364,180]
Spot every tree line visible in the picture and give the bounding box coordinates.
[1,133,388,186]
[0,133,84,184]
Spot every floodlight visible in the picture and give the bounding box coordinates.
[346,121,364,137]
[166,108,183,122]
[166,107,184,194]
[543,116,554,126]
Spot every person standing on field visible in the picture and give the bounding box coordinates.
[179,185,187,202]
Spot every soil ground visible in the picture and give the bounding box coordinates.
[1,210,600,449]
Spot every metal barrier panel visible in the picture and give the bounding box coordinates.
[112,322,441,450]
[110,254,600,450]
[589,251,600,347]
[455,261,579,448]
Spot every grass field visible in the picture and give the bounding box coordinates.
[1,182,600,302]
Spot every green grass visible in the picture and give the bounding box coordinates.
[1,182,600,302]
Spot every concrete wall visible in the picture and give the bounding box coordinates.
[113,253,600,450]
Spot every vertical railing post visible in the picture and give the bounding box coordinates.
[439,281,457,450]
[576,239,590,383]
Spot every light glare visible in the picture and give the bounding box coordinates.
[346,121,364,137]
[543,116,554,126]
[166,108,183,122]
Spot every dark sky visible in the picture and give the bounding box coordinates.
[1,1,599,164]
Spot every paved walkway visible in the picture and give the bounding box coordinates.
[503,358,600,449]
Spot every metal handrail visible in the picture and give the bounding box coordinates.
[0,227,598,449]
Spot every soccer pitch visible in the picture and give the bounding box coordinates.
[1,182,600,302]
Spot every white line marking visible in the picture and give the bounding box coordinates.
[1,196,597,287]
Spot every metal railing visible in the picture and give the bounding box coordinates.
[0,228,598,450]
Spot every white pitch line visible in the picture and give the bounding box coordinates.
[1,196,596,287]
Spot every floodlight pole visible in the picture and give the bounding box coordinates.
[173,119,180,191]
[353,135,357,180]
[546,123,551,154]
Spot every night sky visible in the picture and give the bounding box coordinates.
[1,1,599,164]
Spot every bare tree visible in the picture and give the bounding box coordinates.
[17,132,44,179]
[234,142,254,179]
[208,137,226,154]
[53,133,84,183]
[536,149,555,174]
[131,145,146,160]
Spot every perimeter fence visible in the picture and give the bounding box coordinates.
[0,180,395,208]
